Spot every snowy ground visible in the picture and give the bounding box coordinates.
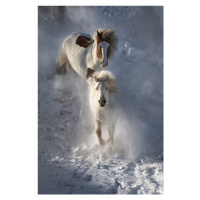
[38,6,163,194]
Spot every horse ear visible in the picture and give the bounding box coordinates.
[86,68,95,79]
[96,30,101,39]
[94,76,98,82]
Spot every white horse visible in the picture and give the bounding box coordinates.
[86,68,118,146]
[56,28,118,77]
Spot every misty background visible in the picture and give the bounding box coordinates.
[38,6,163,160]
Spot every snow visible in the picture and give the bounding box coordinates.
[38,6,163,194]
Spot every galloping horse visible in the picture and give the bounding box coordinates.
[86,68,119,146]
[56,28,118,78]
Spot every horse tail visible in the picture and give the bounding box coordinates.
[56,45,69,74]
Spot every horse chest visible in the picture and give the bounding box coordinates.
[95,106,112,123]
[96,109,106,120]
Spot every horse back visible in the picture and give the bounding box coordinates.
[62,32,94,77]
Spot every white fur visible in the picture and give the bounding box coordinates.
[99,41,110,67]
[87,70,119,146]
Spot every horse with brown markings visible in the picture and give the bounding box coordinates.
[56,28,118,77]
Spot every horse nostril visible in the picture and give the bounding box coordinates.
[99,98,106,106]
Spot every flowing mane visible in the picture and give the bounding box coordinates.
[90,70,118,93]
[94,28,118,58]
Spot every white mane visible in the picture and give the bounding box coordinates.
[88,70,118,93]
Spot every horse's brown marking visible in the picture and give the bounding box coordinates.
[76,35,94,48]
[96,45,102,61]
[96,30,103,61]
[86,68,95,79]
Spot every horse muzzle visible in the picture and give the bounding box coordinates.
[100,61,108,67]
[98,98,106,107]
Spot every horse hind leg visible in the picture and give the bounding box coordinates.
[56,48,69,74]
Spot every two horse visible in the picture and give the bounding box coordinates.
[56,28,119,147]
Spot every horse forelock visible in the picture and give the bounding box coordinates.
[93,70,118,93]
[94,28,118,57]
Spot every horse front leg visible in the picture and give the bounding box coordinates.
[95,120,105,146]
[107,125,115,145]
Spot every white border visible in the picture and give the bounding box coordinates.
[1,0,200,199]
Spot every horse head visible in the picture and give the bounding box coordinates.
[86,68,118,107]
[94,76,109,107]
[96,30,112,68]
